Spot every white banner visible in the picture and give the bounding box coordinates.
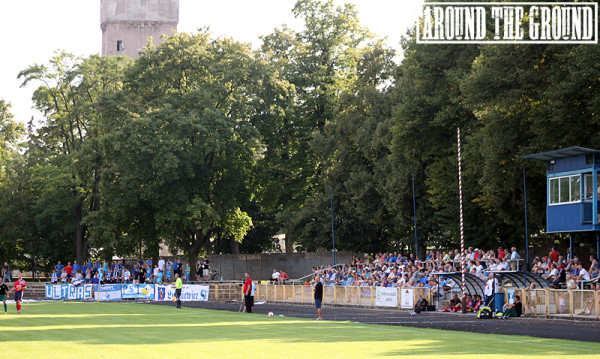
[375,287,398,307]
[154,284,209,302]
[400,288,414,309]
[99,284,123,301]
[45,284,93,300]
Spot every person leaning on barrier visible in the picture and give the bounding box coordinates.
[525,283,538,317]
[579,282,599,316]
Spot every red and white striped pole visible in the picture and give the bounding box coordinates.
[457,127,466,296]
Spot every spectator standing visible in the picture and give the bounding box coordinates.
[510,247,520,270]
[55,261,64,274]
[123,267,131,284]
[243,273,253,313]
[314,276,323,320]
[484,273,499,307]
[158,256,165,272]
[202,257,210,280]
[72,260,80,275]
[185,263,190,283]
[2,262,10,282]
[50,269,58,284]
[166,260,173,283]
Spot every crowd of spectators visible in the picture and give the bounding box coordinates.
[531,248,599,288]
[310,247,521,290]
[49,256,212,285]
[309,247,599,291]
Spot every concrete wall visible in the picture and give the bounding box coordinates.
[101,0,179,57]
[209,252,356,281]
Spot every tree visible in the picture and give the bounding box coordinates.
[95,31,268,277]
[19,52,130,264]
[257,0,375,250]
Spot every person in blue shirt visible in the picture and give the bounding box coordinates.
[56,261,64,273]
[73,261,80,274]
[145,265,152,283]
[157,269,163,284]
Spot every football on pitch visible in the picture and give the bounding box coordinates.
[268,312,274,316]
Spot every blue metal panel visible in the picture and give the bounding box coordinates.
[547,203,596,232]
[548,154,590,174]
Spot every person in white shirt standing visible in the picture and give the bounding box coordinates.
[510,247,520,271]
[158,256,165,272]
[484,273,500,307]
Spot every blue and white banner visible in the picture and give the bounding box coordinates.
[154,284,209,302]
[99,284,123,301]
[122,284,155,299]
[45,284,93,300]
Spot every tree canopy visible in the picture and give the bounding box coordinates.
[1,0,599,273]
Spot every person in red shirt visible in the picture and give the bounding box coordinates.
[498,247,506,259]
[8,272,27,314]
[549,247,560,264]
[243,272,253,313]
[65,262,73,279]
[278,270,289,285]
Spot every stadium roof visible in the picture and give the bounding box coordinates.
[523,147,600,162]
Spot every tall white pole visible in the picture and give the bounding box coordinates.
[457,128,466,296]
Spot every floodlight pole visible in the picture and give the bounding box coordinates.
[457,128,466,296]
[523,164,529,286]
[330,187,336,266]
[412,174,418,260]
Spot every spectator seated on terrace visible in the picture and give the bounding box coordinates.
[271,269,280,284]
[449,294,462,312]
[278,270,289,285]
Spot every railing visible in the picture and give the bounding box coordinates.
[508,288,600,319]
[26,282,600,319]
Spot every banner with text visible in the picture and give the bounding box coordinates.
[375,287,399,307]
[122,284,155,299]
[45,284,93,300]
[154,284,210,302]
[99,284,123,301]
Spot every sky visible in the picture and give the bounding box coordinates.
[0,0,424,125]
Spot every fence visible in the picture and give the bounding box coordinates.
[255,284,600,319]
[514,288,600,319]
[25,282,600,319]
[254,284,429,309]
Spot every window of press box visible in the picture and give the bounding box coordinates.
[549,174,581,205]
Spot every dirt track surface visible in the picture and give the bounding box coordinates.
[149,300,600,343]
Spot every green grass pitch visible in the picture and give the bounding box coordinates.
[0,302,598,358]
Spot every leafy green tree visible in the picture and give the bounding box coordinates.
[19,52,130,264]
[95,31,268,277]
[257,0,375,250]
